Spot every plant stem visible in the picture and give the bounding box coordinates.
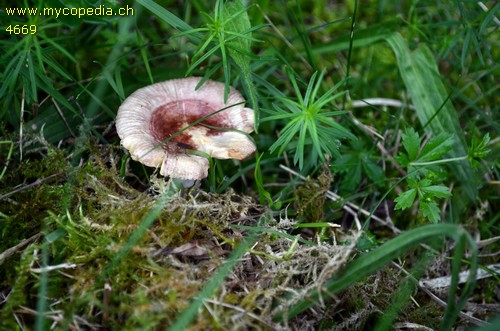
[410,156,468,166]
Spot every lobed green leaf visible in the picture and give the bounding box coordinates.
[402,128,420,161]
[394,188,417,210]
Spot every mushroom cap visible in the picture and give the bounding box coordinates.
[116,77,256,180]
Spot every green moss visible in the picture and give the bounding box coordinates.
[0,138,271,329]
[294,166,333,223]
[0,244,38,329]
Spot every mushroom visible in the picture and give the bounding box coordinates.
[116,77,256,180]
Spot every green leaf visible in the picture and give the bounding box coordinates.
[223,1,251,65]
[294,123,308,169]
[303,71,319,106]
[468,133,491,168]
[421,185,451,199]
[395,176,450,221]
[418,133,454,162]
[40,34,77,63]
[362,158,384,184]
[334,140,385,192]
[396,153,409,168]
[100,64,125,100]
[313,79,346,109]
[308,120,324,162]
[417,178,432,188]
[26,53,38,103]
[402,128,420,161]
[342,161,362,192]
[420,201,441,223]
[269,118,302,155]
[315,115,355,139]
[394,188,417,210]
[407,177,419,188]
[38,54,73,81]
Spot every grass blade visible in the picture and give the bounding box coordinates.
[223,0,260,131]
[136,0,197,37]
[254,152,273,206]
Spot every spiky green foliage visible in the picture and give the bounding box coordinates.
[263,70,355,170]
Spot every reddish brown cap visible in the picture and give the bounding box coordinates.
[116,77,256,179]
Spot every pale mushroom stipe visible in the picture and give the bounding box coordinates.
[116,77,256,180]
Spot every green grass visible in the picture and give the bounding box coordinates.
[1,0,498,330]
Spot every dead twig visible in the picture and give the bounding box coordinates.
[419,263,500,290]
[0,173,62,200]
[0,233,42,266]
